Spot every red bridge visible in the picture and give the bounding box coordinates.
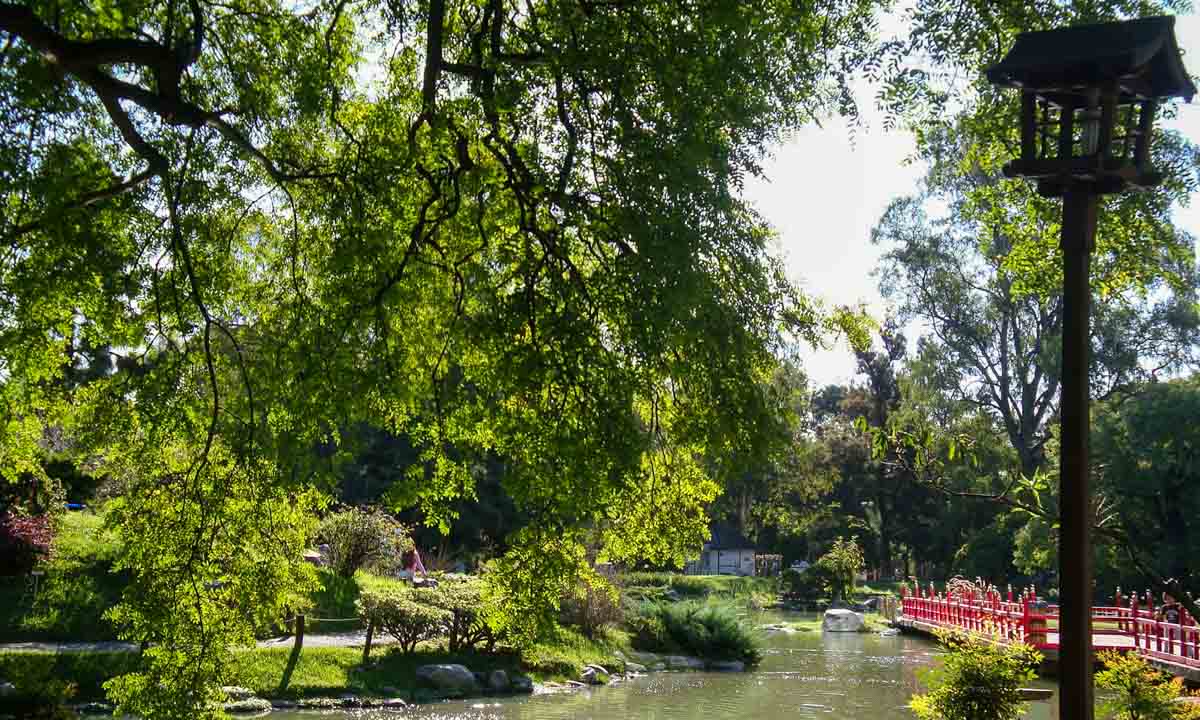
[894,583,1200,681]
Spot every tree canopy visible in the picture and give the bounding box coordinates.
[3,0,1198,714]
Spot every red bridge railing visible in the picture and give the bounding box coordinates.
[898,583,1200,672]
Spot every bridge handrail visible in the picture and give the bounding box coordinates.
[898,583,1200,670]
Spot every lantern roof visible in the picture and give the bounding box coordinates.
[986,16,1196,102]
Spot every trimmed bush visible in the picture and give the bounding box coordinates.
[415,576,503,652]
[0,513,53,576]
[628,600,761,665]
[317,508,411,578]
[356,588,449,653]
[782,565,835,600]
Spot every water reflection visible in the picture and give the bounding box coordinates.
[271,613,1060,720]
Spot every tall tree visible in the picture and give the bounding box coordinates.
[1,1,880,713]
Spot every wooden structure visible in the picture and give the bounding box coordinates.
[896,583,1200,682]
[986,17,1196,720]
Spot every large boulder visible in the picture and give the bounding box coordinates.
[664,655,705,670]
[822,608,866,633]
[580,665,609,685]
[510,675,535,693]
[486,669,510,692]
[415,664,481,696]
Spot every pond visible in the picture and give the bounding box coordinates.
[273,612,1062,720]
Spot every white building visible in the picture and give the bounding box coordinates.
[684,524,757,576]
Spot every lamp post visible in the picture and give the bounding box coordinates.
[987,16,1194,720]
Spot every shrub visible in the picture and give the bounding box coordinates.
[628,600,761,665]
[560,570,624,638]
[415,576,503,652]
[909,631,1041,720]
[0,513,54,576]
[356,588,450,653]
[1095,650,1200,720]
[816,537,864,603]
[782,565,835,600]
[317,508,412,578]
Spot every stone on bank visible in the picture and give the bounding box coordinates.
[822,608,866,633]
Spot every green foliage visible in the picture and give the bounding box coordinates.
[1093,378,1200,588]
[0,510,125,642]
[1096,650,1200,720]
[781,565,835,600]
[560,571,624,639]
[356,588,451,654]
[909,631,1041,720]
[628,600,761,665]
[102,468,321,719]
[816,537,864,603]
[317,508,412,579]
[520,625,630,679]
[0,651,139,708]
[416,575,503,652]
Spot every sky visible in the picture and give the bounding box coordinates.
[745,14,1200,389]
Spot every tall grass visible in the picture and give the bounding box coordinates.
[628,600,761,665]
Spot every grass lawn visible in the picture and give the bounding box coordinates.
[0,627,628,708]
[0,511,125,643]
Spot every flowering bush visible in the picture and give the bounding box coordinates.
[317,508,412,578]
[0,512,54,575]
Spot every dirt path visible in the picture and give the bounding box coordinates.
[0,631,394,653]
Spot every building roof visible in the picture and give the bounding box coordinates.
[705,523,755,551]
[986,15,1196,102]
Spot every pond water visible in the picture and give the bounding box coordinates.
[274,612,1062,720]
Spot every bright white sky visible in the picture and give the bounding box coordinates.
[746,14,1200,389]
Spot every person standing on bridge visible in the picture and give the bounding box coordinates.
[1158,593,1183,625]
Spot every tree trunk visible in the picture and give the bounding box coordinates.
[362,619,374,663]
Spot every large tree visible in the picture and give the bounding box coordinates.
[0,0,881,714]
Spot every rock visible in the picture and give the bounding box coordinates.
[382,698,409,708]
[822,608,866,633]
[566,680,588,688]
[586,663,610,676]
[221,686,257,701]
[415,663,481,696]
[580,666,607,685]
[1019,688,1054,701]
[707,660,745,672]
[863,597,880,610]
[224,697,273,713]
[510,675,535,693]
[625,662,648,673]
[664,655,706,670]
[75,702,114,715]
[0,682,13,698]
[487,669,510,692]
[269,700,298,709]
[381,686,404,696]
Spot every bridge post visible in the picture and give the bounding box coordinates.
[1131,593,1139,650]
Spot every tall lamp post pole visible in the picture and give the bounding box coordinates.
[987,16,1194,720]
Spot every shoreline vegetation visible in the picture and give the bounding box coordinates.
[0,512,794,715]
[0,512,901,716]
